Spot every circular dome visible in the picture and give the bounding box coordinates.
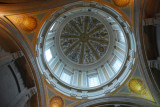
[36,1,136,99]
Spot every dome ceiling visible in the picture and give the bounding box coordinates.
[53,8,116,71]
[36,1,136,99]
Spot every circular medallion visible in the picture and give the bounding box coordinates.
[128,78,148,96]
[13,16,38,32]
[49,96,64,107]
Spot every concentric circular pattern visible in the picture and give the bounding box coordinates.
[112,0,131,8]
[128,78,148,96]
[36,1,136,99]
[60,16,109,64]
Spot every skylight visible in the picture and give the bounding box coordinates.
[45,49,52,62]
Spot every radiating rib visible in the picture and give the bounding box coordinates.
[87,24,104,36]
[65,40,80,55]
[79,42,85,64]
[87,41,100,59]
[70,21,82,34]
[61,35,80,39]
[89,37,109,45]
[84,16,89,33]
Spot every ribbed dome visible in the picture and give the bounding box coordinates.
[36,1,136,99]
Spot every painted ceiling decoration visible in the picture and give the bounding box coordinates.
[49,96,64,107]
[7,10,52,52]
[60,15,109,65]
[46,84,82,107]
[114,64,154,102]
[112,0,131,8]
[10,16,38,33]
[128,77,148,96]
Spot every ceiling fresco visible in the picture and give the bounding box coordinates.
[60,16,109,64]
